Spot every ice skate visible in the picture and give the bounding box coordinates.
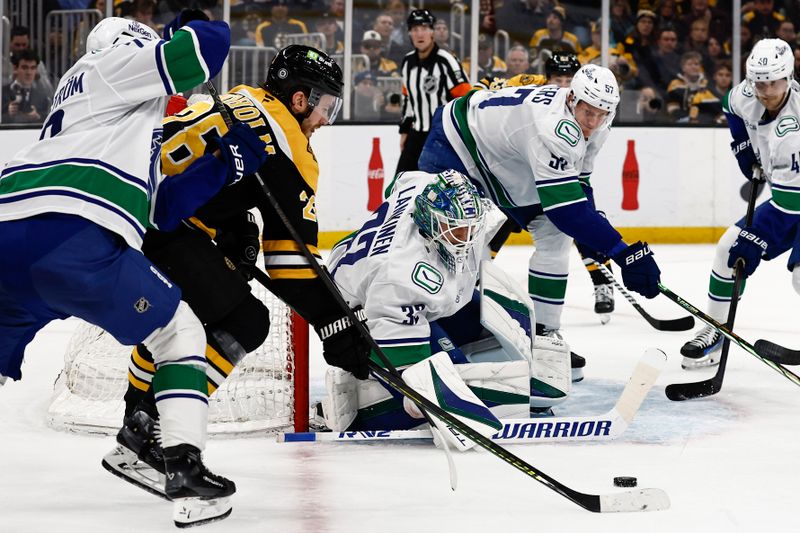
[680,325,723,369]
[536,325,585,382]
[165,444,236,528]
[593,284,614,325]
[101,410,168,500]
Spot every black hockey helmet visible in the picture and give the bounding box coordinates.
[545,52,581,78]
[407,9,436,30]
[264,44,344,122]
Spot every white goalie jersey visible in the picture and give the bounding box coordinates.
[328,171,506,366]
[439,86,609,211]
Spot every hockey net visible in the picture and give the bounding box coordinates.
[46,281,309,437]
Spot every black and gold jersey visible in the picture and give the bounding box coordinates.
[158,85,338,325]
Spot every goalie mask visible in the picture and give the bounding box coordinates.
[86,17,160,52]
[413,170,486,273]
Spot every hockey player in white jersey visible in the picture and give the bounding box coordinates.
[681,38,800,369]
[321,170,573,446]
[0,12,267,527]
[418,64,662,376]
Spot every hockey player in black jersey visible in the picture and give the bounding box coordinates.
[102,45,372,502]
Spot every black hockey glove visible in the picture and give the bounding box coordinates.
[314,308,371,380]
[730,138,758,181]
[612,241,661,299]
[206,122,268,185]
[163,8,210,40]
[215,213,260,280]
[728,227,768,278]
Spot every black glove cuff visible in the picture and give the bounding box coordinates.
[315,308,367,340]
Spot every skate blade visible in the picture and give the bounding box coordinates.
[101,445,169,501]
[599,313,611,325]
[173,496,233,528]
[681,355,721,370]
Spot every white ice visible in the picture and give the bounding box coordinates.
[2,244,799,533]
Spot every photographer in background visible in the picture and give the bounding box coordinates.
[2,50,52,124]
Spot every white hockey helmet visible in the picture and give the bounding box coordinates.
[86,17,160,52]
[569,64,620,114]
[746,38,794,83]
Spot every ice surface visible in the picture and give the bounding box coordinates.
[2,244,799,532]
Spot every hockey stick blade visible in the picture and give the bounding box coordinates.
[280,348,665,444]
[595,263,693,331]
[753,339,800,365]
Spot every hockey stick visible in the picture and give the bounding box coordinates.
[593,262,694,331]
[664,177,759,401]
[753,339,800,365]
[279,348,665,444]
[204,82,669,513]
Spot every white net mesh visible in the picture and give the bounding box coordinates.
[46,281,301,436]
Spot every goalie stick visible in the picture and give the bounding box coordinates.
[279,348,665,444]
[205,82,669,513]
[664,177,758,401]
[594,262,694,331]
[753,339,800,366]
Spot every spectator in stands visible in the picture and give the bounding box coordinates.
[433,19,452,54]
[611,0,634,45]
[777,20,798,50]
[352,70,384,120]
[385,0,408,55]
[653,0,679,29]
[505,45,532,76]
[708,60,732,100]
[580,21,638,86]
[462,34,507,80]
[706,35,730,66]
[326,0,345,43]
[230,4,261,45]
[1,50,52,124]
[649,27,682,96]
[373,12,406,64]
[255,0,308,49]
[743,0,785,40]
[623,10,658,71]
[684,18,710,55]
[4,26,54,97]
[494,0,554,47]
[529,6,582,54]
[666,50,713,122]
[361,30,399,77]
[740,23,755,56]
[129,0,160,33]
[677,0,730,43]
[692,61,731,124]
[315,13,343,55]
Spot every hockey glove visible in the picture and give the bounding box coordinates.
[314,308,371,380]
[207,122,268,185]
[215,213,260,280]
[730,138,758,181]
[728,227,768,278]
[163,8,210,40]
[612,241,661,298]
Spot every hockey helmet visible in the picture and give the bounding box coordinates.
[568,64,619,133]
[545,52,581,79]
[413,170,486,273]
[86,17,160,52]
[746,38,794,83]
[264,44,344,123]
[407,9,436,30]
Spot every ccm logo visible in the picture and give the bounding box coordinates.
[625,245,651,265]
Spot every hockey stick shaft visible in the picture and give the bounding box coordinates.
[204,82,666,513]
[658,283,800,388]
[594,262,694,331]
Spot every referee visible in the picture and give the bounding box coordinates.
[396,9,471,173]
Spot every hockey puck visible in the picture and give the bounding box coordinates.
[613,476,637,488]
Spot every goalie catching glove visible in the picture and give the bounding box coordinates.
[314,307,371,379]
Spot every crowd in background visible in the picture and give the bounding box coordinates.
[5,0,800,124]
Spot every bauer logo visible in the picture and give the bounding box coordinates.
[492,419,613,440]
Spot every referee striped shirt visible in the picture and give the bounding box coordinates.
[399,44,471,133]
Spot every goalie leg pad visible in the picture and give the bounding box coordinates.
[456,359,530,420]
[143,301,209,450]
[322,367,359,431]
[530,334,571,409]
[401,351,502,451]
